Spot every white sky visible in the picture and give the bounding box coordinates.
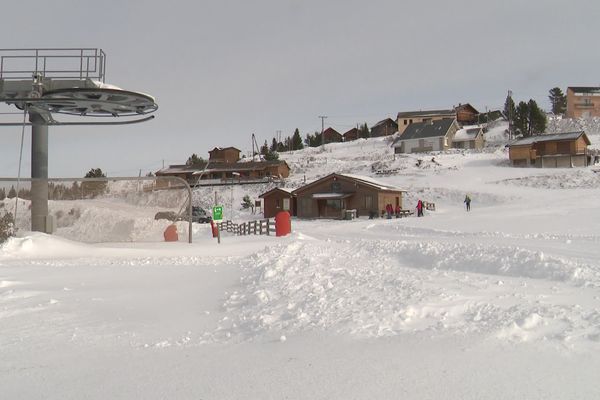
[0,0,598,177]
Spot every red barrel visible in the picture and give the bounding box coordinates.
[275,211,291,237]
[163,224,179,242]
[210,220,219,238]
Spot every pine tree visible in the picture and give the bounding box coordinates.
[186,153,205,166]
[0,187,5,200]
[7,186,16,198]
[292,128,304,150]
[528,99,547,135]
[504,94,516,122]
[83,168,107,198]
[260,140,269,156]
[548,87,566,115]
[358,123,370,139]
[264,150,279,161]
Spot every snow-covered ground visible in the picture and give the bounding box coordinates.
[2,122,600,399]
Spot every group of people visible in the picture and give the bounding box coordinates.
[381,195,472,219]
[383,203,403,219]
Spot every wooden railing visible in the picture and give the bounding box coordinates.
[423,201,436,211]
[216,219,275,236]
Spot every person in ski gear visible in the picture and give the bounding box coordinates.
[395,204,401,218]
[464,194,471,211]
[416,200,424,217]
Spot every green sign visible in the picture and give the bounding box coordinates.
[212,206,223,221]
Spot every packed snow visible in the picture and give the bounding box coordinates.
[2,121,600,399]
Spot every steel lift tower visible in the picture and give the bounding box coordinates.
[0,48,158,232]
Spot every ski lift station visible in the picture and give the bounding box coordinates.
[0,48,158,233]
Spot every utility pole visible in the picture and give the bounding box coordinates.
[318,115,327,147]
[507,90,513,140]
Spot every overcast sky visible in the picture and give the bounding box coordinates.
[0,0,598,178]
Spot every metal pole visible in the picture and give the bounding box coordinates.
[30,112,49,232]
[318,115,327,147]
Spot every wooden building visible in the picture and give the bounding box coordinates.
[508,131,591,168]
[566,87,600,118]
[454,103,480,125]
[392,118,458,154]
[452,126,485,150]
[292,173,405,219]
[343,128,360,142]
[258,187,295,218]
[370,118,398,137]
[396,109,455,135]
[208,147,241,163]
[322,127,343,144]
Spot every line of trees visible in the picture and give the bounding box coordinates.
[504,94,547,137]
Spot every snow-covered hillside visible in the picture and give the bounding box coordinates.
[2,121,600,399]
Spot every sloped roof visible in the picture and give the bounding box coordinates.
[209,146,241,153]
[343,127,359,137]
[454,103,479,114]
[392,118,456,145]
[567,87,600,94]
[508,131,590,146]
[372,118,397,128]
[453,127,482,142]
[397,109,455,119]
[259,187,294,198]
[292,173,405,195]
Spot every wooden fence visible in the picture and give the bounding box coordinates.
[216,219,276,236]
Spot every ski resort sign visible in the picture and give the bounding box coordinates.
[212,206,223,221]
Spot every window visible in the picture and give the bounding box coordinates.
[364,195,373,209]
[275,199,280,208]
[283,198,290,210]
[326,200,342,210]
[404,119,408,125]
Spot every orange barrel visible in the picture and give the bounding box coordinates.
[275,211,291,237]
[163,224,179,242]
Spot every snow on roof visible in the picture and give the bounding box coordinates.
[509,131,586,146]
[340,173,404,191]
[453,127,482,142]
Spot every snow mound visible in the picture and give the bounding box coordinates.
[215,236,600,343]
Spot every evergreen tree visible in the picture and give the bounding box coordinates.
[504,94,516,122]
[83,168,107,198]
[548,87,566,115]
[514,100,547,137]
[260,140,269,156]
[358,123,370,139]
[292,128,304,150]
[0,187,5,200]
[528,99,547,135]
[7,186,16,198]
[264,150,279,161]
[270,138,279,153]
[186,153,205,166]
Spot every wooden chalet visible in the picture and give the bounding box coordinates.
[566,87,600,118]
[156,146,291,185]
[208,147,241,163]
[508,131,591,168]
[392,118,458,153]
[454,103,480,125]
[452,125,485,150]
[322,127,343,144]
[292,173,405,219]
[370,118,398,137]
[396,109,455,135]
[258,187,295,218]
[343,128,360,142]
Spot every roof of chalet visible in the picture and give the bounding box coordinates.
[156,160,289,175]
[392,118,456,145]
[258,187,294,198]
[567,87,600,94]
[397,109,455,119]
[209,146,241,153]
[453,126,483,142]
[343,127,359,137]
[292,173,405,195]
[323,127,342,136]
[508,131,590,147]
[454,103,479,114]
[372,118,398,128]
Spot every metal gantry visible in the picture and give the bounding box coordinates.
[0,48,158,233]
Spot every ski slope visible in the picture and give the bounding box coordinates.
[2,123,600,399]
